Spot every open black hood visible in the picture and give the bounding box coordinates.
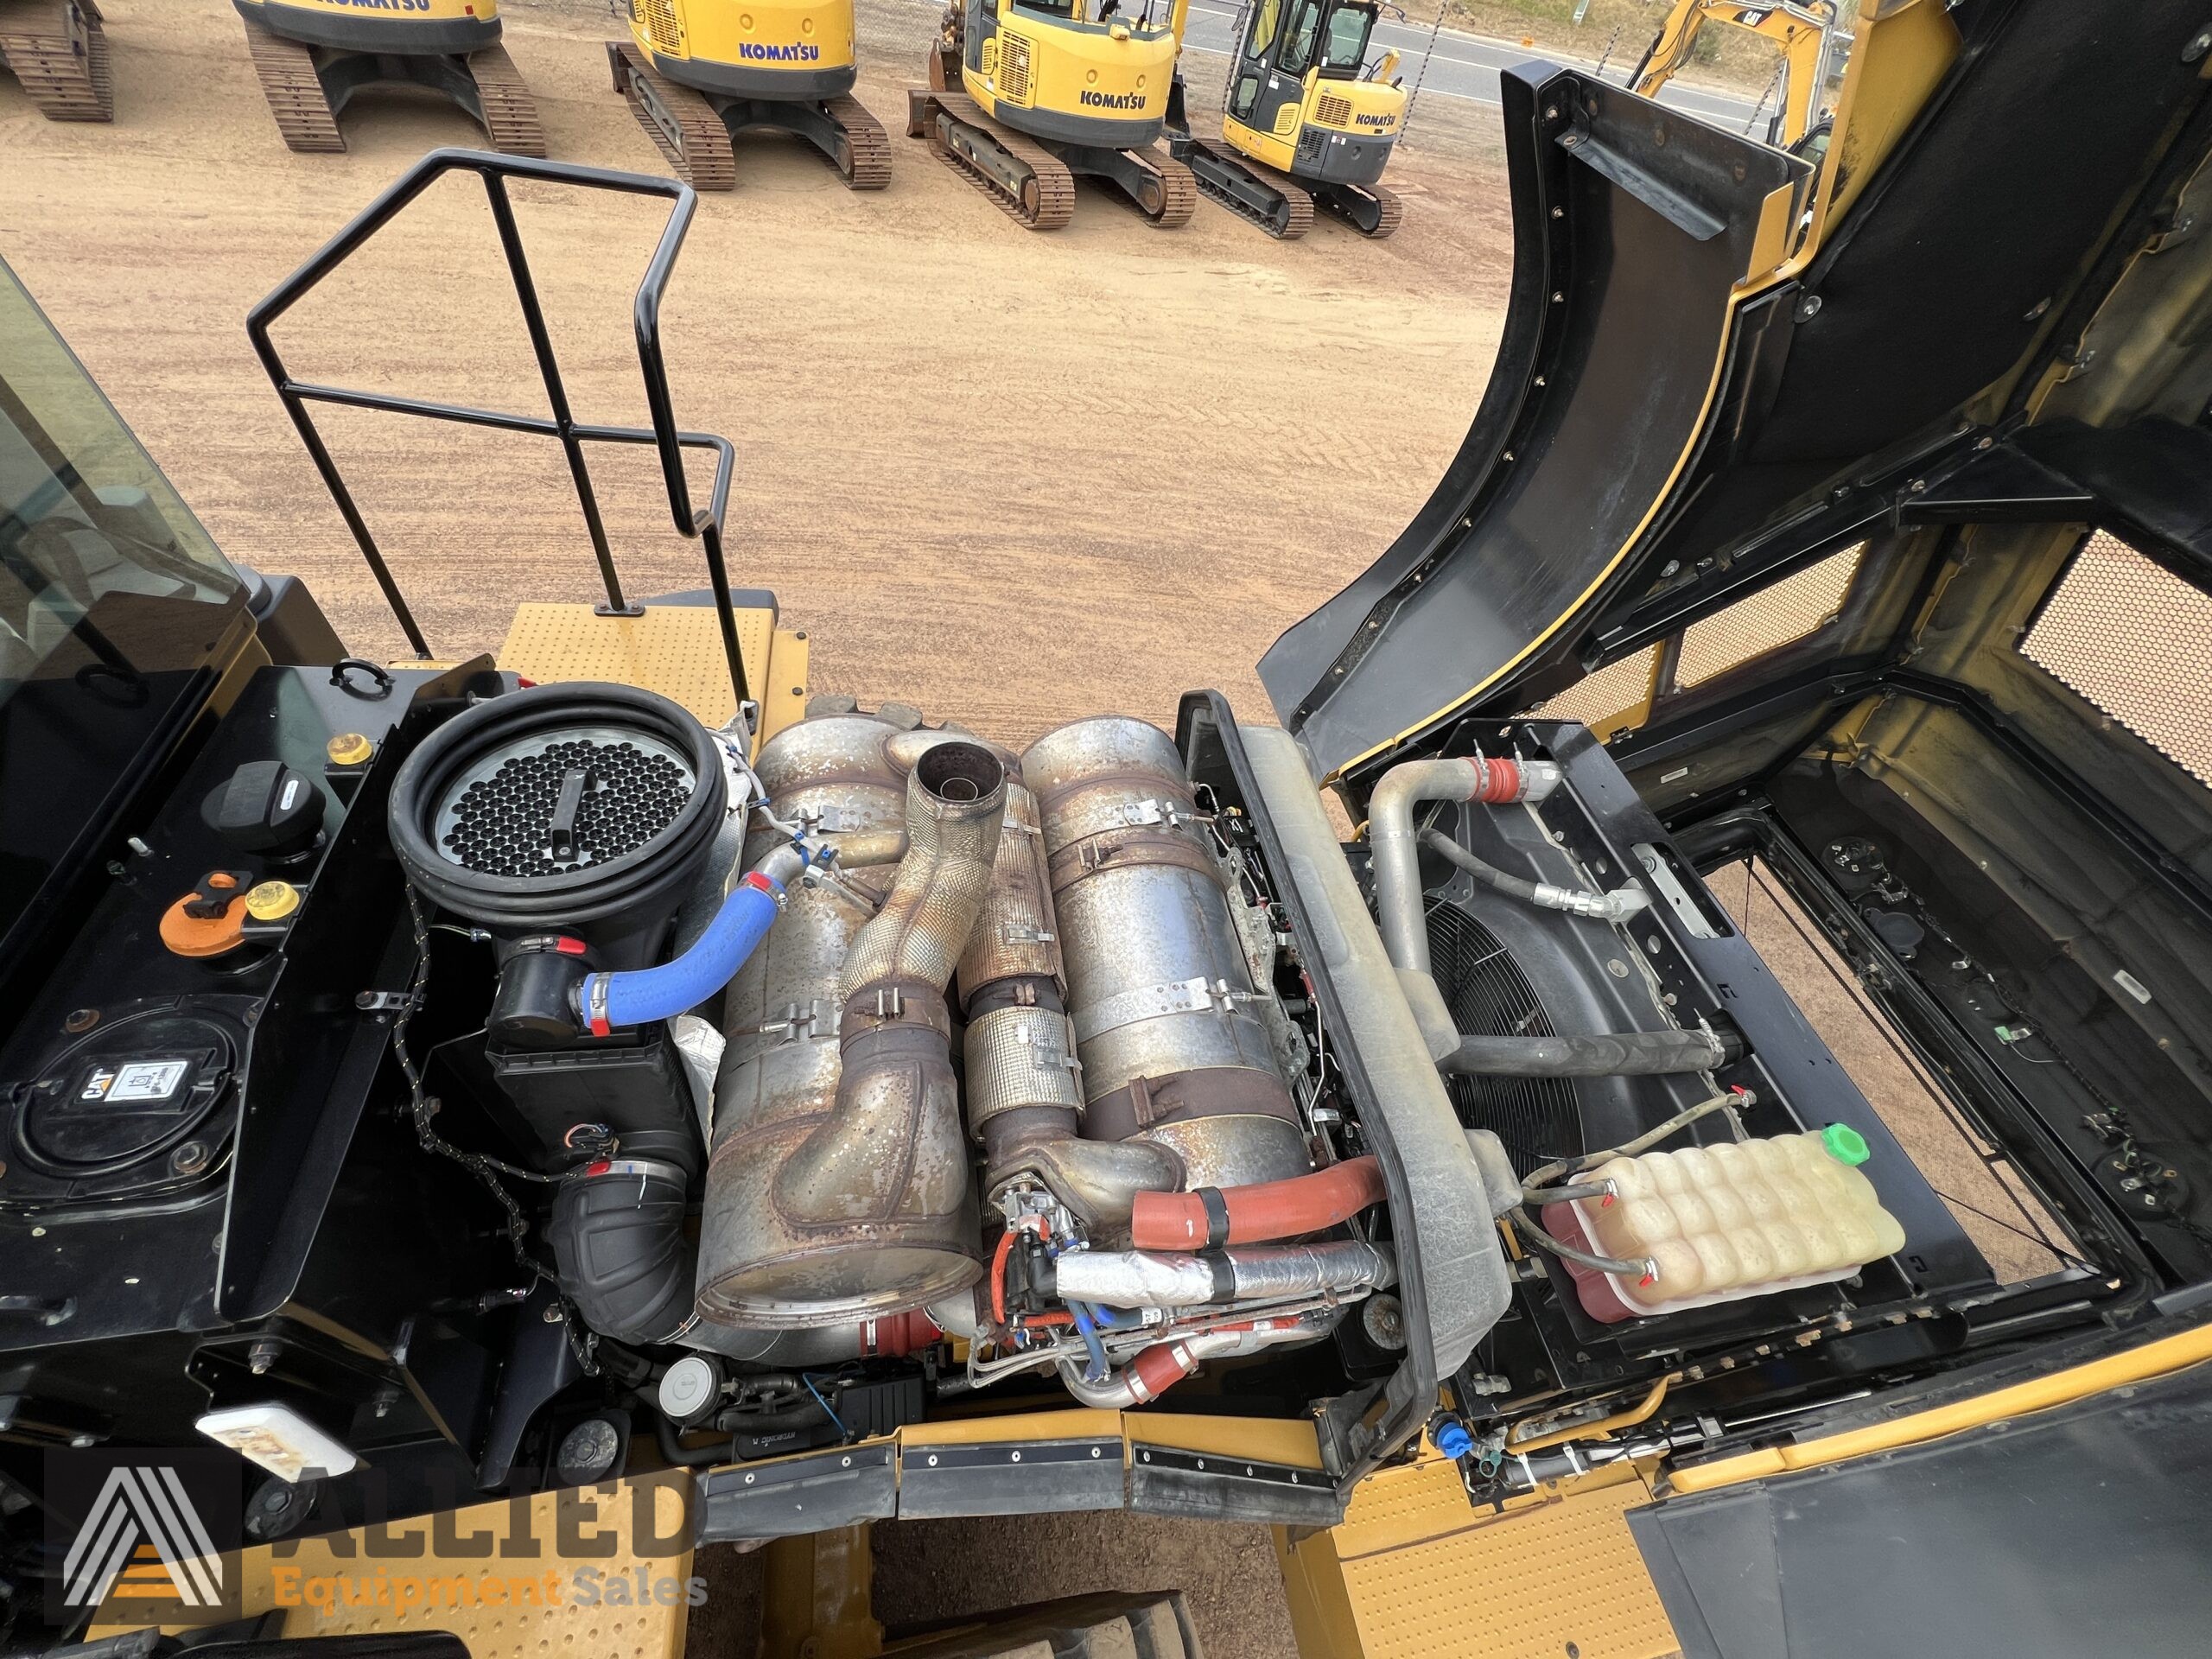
[1261,0,2212,787]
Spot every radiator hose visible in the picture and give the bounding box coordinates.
[577,843,806,1034]
[1128,1156,1388,1250]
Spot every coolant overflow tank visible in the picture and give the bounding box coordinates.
[1540,1126,1907,1323]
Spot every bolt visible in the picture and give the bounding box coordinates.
[172,1141,211,1177]
[543,1303,566,1324]
[248,1339,279,1376]
[64,1008,99,1033]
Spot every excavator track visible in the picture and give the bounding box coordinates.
[1320,180,1403,239]
[825,93,891,190]
[1126,143,1198,229]
[242,21,343,152]
[1180,137,1313,238]
[608,39,736,190]
[468,42,546,158]
[0,1,112,122]
[908,88,1075,232]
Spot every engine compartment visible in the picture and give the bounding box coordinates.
[0,649,2031,1543]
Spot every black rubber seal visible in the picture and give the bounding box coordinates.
[1198,1186,1232,1249]
[387,682,725,934]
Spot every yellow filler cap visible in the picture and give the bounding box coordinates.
[245,880,302,922]
[327,733,375,767]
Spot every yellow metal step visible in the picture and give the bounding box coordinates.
[1279,1458,1679,1659]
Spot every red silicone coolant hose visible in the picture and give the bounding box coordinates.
[1129,1156,1389,1251]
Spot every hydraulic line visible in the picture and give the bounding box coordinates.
[1439,1029,1728,1079]
[1128,1156,1389,1250]
[1418,827,1647,922]
[1512,1207,1654,1282]
[1522,1092,1745,1189]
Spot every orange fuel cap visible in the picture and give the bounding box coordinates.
[159,870,251,958]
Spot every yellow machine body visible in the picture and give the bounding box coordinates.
[1222,64,1403,175]
[625,0,858,100]
[236,0,503,51]
[1632,0,1844,151]
[958,0,1184,149]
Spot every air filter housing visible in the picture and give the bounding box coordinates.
[388,683,728,971]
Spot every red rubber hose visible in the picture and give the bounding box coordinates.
[1129,1156,1389,1251]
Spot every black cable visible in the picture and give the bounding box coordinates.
[394,886,600,1372]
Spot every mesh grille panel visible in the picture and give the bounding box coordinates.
[1533,647,1655,734]
[1677,543,1862,687]
[2024,531,2212,787]
[999,33,1033,102]
[639,0,683,53]
[440,735,691,877]
[1427,903,1580,1176]
[1317,92,1353,125]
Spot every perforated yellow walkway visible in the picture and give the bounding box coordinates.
[498,601,808,741]
[1279,1459,1679,1659]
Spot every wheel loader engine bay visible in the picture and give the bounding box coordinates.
[0,647,2008,1519]
[16,0,2212,1593]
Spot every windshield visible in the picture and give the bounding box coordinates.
[0,257,247,968]
[1319,1,1376,71]
[0,262,239,696]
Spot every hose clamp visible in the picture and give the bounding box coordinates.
[585,974,611,1038]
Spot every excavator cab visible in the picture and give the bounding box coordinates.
[1174,0,1405,239]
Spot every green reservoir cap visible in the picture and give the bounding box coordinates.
[1821,1123,1871,1166]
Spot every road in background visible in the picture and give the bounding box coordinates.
[1176,0,1763,130]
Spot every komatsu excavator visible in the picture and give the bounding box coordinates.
[1174,0,1406,239]
[906,0,1198,231]
[607,0,891,192]
[234,0,545,156]
[1632,0,1847,153]
[0,0,110,122]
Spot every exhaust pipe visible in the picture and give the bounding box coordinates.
[960,779,1182,1229]
[699,739,1006,1325]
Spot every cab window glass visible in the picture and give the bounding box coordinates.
[1280,0,1322,72]
[1244,0,1281,60]
[0,264,238,696]
[1319,3,1372,70]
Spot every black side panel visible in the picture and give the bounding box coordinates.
[1755,0,2212,463]
[1630,1352,2212,1659]
[1255,65,1803,779]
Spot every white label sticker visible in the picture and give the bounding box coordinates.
[79,1068,115,1101]
[108,1059,189,1102]
[2112,969,2153,1006]
[280,779,302,812]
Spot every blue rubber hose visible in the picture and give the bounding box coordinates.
[1070,1301,1110,1383]
[578,855,792,1034]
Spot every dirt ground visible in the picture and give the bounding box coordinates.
[0,0,1511,753]
[0,5,2059,1656]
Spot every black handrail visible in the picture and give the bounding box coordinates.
[245,148,750,715]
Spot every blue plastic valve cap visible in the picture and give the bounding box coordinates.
[1434,1421,1474,1460]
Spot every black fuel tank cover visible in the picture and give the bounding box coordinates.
[203,759,326,858]
[9,1006,240,1180]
